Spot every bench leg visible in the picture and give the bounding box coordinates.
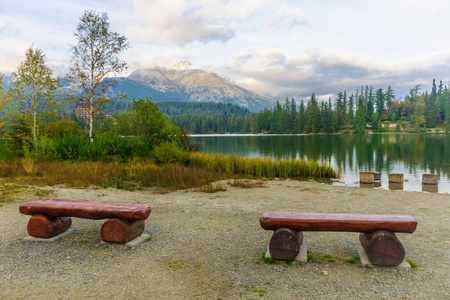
[101,218,145,243]
[27,214,72,238]
[359,230,405,266]
[268,227,303,260]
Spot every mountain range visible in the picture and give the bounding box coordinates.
[1,62,278,112]
[106,62,277,112]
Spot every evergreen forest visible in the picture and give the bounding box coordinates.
[162,81,450,134]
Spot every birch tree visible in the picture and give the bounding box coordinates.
[8,47,61,146]
[68,10,129,142]
[0,76,10,135]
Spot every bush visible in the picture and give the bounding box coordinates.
[53,134,89,160]
[41,120,84,139]
[153,141,189,164]
[2,118,33,156]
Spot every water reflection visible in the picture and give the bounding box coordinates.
[422,184,439,193]
[389,182,404,190]
[190,134,450,193]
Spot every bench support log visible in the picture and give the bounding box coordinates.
[268,227,303,260]
[101,218,145,243]
[27,214,72,238]
[359,230,405,266]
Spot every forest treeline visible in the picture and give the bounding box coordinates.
[164,81,450,134]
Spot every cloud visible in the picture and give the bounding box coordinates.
[123,0,260,44]
[226,49,450,102]
[264,3,309,29]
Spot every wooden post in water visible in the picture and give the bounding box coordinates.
[374,172,381,181]
[422,174,438,185]
[360,172,374,184]
[389,173,403,183]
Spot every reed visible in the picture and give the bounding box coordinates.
[0,159,233,191]
[187,152,339,179]
[0,152,339,192]
[21,157,36,174]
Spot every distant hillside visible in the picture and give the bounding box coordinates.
[157,101,250,118]
[157,102,252,134]
[106,62,277,112]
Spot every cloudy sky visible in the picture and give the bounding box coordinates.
[1,0,450,102]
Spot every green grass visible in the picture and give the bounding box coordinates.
[345,255,361,264]
[307,251,317,263]
[0,151,340,192]
[188,152,340,180]
[0,158,232,191]
[406,258,418,269]
[260,252,278,264]
[321,254,336,263]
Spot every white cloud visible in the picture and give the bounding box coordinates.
[228,49,450,101]
[123,0,254,44]
[1,0,450,105]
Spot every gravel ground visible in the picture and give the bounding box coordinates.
[0,180,449,299]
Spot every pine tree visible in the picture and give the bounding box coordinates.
[376,88,384,117]
[347,93,355,128]
[367,86,374,121]
[355,98,366,133]
[385,86,395,120]
[297,100,306,133]
[289,98,297,133]
[425,80,438,128]
[305,93,321,133]
[335,92,345,130]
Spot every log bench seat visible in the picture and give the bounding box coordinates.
[260,211,418,266]
[20,198,151,243]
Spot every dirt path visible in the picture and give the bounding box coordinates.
[0,180,449,299]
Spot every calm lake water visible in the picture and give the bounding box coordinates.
[190,134,450,194]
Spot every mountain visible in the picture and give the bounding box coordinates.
[106,62,277,112]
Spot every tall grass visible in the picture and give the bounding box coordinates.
[187,152,340,179]
[0,151,339,193]
[0,159,233,191]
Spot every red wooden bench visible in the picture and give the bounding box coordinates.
[260,211,418,266]
[20,198,151,243]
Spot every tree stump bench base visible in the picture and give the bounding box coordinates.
[265,243,308,262]
[101,233,151,247]
[260,211,417,266]
[23,229,75,242]
[20,199,151,243]
[358,248,411,269]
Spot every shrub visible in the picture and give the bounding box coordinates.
[52,134,89,160]
[2,118,33,156]
[153,141,189,164]
[41,120,84,139]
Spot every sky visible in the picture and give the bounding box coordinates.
[1,0,450,102]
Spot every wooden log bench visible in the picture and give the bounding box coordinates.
[260,211,417,266]
[19,198,151,243]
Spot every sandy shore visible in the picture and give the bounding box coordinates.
[0,180,449,299]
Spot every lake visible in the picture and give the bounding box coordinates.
[190,133,450,194]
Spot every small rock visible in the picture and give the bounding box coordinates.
[320,270,328,276]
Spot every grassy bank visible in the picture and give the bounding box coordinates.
[0,153,339,201]
[188,152,339,179]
